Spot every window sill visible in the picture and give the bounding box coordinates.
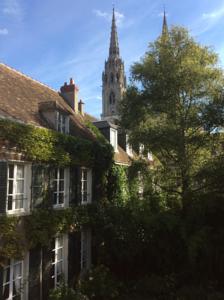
[53,204,65,210]
[6,209,31,217]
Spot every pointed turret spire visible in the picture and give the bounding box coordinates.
[162,9,168,36]
[109,8,120,57]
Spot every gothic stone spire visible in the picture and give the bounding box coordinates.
[101,8,126,122]
[162,9,168,36]
[109,8,120,57]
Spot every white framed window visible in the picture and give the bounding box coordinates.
[81,229,91,271]
[2,254,29,300]
[7,164,31,214]
[80,168,92,204]
[110,128,118,152]
[56,112,69,134]
[53,168,65,207]
[51,235,68,288]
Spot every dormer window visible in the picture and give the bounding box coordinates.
[56,112,69,134]
[110,128,118,152]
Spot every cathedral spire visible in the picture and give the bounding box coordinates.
[102,7,126,122]
[162,9,168,36]
[109,8,120,57]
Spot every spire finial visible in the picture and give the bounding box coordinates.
[162,7,168,36]
[109,6,120,57]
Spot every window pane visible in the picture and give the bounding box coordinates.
[82,170,87,180]
[13,279,22,297]
[57,248,63,260]
[13,262,22,278]
[15,195,23,209]
[53,193,58,205]
[50,264,55,278]
[57,237,63,248]
[7,196,13,210]
[9,165,14,179]
[53,181,57,193]
[16,166,24,179]
[59,181,64,192]
[8,180,13,194]
[3,284,9,299]
[16,180,24,194]
[58,193,64,204]
[83,181,87,192]
[56,261,63,275]
[82,192,87,203]
[59,169,64,179]
[3,266,10,283]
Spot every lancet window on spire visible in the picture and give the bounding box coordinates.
[110,73,114,83]
[109,91,115,105]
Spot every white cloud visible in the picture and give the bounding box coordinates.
[3,0,23,20]
[0,28,9,35]
[202,7,224,20]
[93,9,125,26]
[191,4,224,35]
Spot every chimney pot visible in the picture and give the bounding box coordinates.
[78,99,85,116]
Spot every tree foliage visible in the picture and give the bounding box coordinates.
[120,26,224,208]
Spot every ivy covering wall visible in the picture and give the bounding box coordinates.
[0,120,113,264]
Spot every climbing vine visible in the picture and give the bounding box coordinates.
[0,205,97,264]
[0,118,114,264]
[0,119,113,168]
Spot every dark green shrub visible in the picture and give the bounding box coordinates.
[80,265,121,300]
[49,283,88,300]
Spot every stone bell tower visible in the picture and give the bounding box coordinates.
[101,8,126,123]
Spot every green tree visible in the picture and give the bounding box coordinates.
[120,26,224,209]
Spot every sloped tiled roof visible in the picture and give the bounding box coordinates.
[114,145,131,165]
[0,63,95,140]
[0,63,131,165]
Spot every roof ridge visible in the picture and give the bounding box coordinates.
[0,62,58,94]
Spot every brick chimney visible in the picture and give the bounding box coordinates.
[78,99,85,116]
[60,78,79,112]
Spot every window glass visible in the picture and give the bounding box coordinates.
[57,112,69,134]
[81,169,91,204]
[53,168,65,207]
[2,259,23,300]
[51,236,64,288]
[7,165,25,212]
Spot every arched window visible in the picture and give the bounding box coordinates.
[104,74,107,83]
[116,73,120,82]
[109,92,115,105]
[110,73,114,83]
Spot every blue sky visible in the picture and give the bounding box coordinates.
[1,0,224,118]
